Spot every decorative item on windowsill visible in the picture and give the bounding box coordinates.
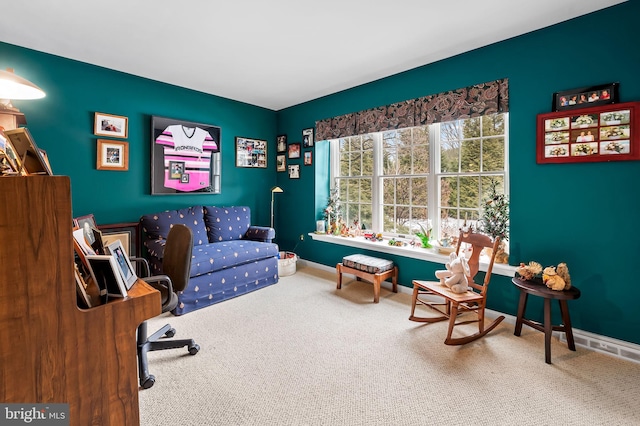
[414,220,433,249]
[323,184,341,234]
[479,179,509,264]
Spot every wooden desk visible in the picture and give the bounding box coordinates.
[511,277,581,364]
[0,176,160,426]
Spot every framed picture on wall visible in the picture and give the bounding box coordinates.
[537,101,640,164]
[288,142,301,159]
[302,128,314,147]
[552,82,619,112]
[304,151,312,165]
[151,116,221,195]
[277,135,287,153]
[288,164,300,179]
[276,154,286,172]
[94,112,128,138]
[235,136,267,168]
[96,139,128,171]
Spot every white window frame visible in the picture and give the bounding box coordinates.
[330,114,509,242]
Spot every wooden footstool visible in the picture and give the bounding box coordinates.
[336,254,398,303]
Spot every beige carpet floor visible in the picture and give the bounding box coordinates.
[139,265,639,426]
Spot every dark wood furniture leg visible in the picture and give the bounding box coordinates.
[559,300,576,351]
[544,298,552,364]
[514,290,528,337]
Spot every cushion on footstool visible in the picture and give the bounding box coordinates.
[342,254,394,274]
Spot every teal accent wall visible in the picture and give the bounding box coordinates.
[0,43,278,227]
[2,2,639,344]
[275,1,640,345]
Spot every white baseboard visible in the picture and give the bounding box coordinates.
[297,258,640,364]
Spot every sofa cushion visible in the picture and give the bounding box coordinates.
[204,206,251,242]
[191,240,279,276]
[140,205,208,245]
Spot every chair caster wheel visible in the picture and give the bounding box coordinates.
[188,344,200,355]
[141,375,155,389]
[165,328,176,338]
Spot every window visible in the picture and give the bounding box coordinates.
[330,113,508,241]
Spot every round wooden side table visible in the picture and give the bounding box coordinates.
[511,277,581,364]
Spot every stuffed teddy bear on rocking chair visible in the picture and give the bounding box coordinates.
[435,252,471,294]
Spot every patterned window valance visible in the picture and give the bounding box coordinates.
[315,78,508,141]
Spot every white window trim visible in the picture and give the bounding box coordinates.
[330,116,509,242]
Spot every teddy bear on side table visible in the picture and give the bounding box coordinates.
[542,263,572,291]
[435,252,470,293]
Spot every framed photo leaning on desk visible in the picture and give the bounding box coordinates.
[86,255,128,301]
[99,222,140,257]
[106,240,137,290]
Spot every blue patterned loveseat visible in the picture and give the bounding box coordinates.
[140,205,279,315]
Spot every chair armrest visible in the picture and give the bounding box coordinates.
[142,274,175,295]
[129,257,150,278]
[244,226,275,243]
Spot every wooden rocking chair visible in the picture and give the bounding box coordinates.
[409,229,505,345]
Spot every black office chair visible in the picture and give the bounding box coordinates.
[137,224,200,389]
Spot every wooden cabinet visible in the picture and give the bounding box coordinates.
[0,176,160,425]
[536,101,640,164]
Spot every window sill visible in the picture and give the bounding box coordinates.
[308,232,517,277]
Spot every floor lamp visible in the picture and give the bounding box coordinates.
[270,186,283,229]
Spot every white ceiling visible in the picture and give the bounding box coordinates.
[0,0,625,111]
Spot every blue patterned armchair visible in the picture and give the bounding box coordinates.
[140,205,279,315]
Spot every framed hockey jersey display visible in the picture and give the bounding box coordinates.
[151,115,221,194]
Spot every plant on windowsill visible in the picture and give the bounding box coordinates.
[414,221,433,249]
[479,179,509,263]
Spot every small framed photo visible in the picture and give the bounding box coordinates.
[3,128,52,175]
[97,139,129,171]
[74,214,98,243]
[304,151,312,165]
[73,227,95,272]
[86,255,128,299]
[90,227,106,255]
[235,136,267,168]
[277,154,286,172]
[302,128,314,148]
[94,112,128,138]
[552,82,619,112]
[277,135,287,153]
[288,142,301,159]
[75,263,93,308]
[288,164,300,179]
[98,222,140,258]
[169,160,185,179]
[106,239,137,290]
[38,149,53,174]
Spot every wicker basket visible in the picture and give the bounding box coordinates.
[278,251,297,276]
